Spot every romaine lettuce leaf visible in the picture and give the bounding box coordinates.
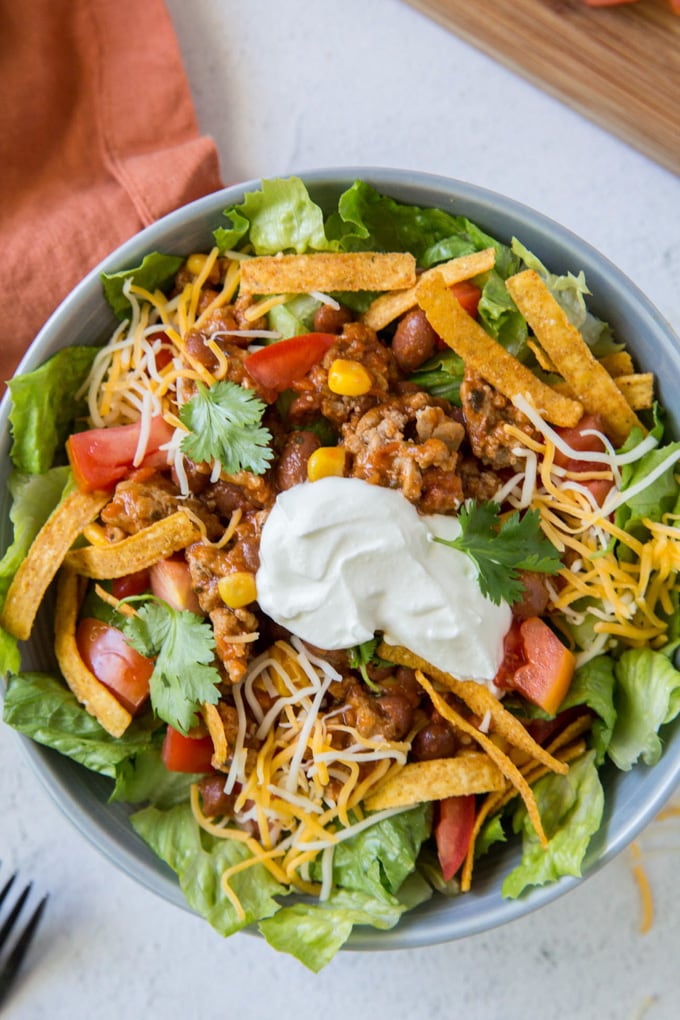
[1,673,157,776]
[8,346,98,473]
[101,252,184,319]
[215,177,334,255]
[607,648,680,771]
[560,654,617,763]
[131,803,286,936]
[0,466,72,674]
[111,746,202,809]
[502,750,604,898]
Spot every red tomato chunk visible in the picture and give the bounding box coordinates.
[161,726,215,773]
[76,618,153,714]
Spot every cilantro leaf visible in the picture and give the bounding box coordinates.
[179,380,274,475]
[435,501,562,606]
[348,635,393,692]
[123,599,221,734]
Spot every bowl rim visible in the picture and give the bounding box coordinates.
[3,166,680,951]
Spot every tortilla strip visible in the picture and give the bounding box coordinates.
[505,270,642,445]
[64,510,201,579]
[0,489,109,641]
[364,753,505,810]
[416,272,583,428]
[203,702,229,771]
[599,351,634,378]
[239,251,416,295]
[377,642,568,776]
[361,248,496,331]
[54,567,132,738]
[413,670,548,847]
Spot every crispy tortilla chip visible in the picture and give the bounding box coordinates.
[552,372,654,412]
[54,568,132,738]
[378,642,568,776]
[0,489,109,641]
[64,511,201,579]
[505,270,643,445]
[239,251,416,295]
[413,670,548,847]
[364,753,505,810]
[416,272,583,428]
[598,351,635,378]
[362,248,496,331]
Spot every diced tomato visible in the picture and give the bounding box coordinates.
[495,617,575,716]
[245,333,336,393]
[148,330,174,371]
[66,416,174,492]
[451,280,482,319]
[435,795,476,881]
[553,414,614,506]
[582,1,638,6]
[111,569,151,601]
[526,706,593,747]
[76,617,153,715]
[150,556,202,614]
[161,725,215,773]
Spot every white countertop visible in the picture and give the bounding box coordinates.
[2,2,680,1017]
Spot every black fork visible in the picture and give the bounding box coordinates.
[0,868,48,1009]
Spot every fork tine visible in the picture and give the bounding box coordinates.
[0,882,32,951]
[0,892,48,1009]
[0,874,17,911]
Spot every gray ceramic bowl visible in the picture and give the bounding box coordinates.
[2,169,680,950]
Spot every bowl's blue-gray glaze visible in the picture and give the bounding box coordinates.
[2,169,679,949]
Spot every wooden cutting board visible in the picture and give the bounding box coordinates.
[405,0,680,175]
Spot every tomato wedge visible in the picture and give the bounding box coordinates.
[245,333,336,393]
[553,414,614,506]
[150,556,202,614]
[76,617,153,715]
[66,416,174,492]
[161,725,215,773]
[451,280,482,319]
[111,569,151,601]
[495,617,576,716]
[435,795,476,881]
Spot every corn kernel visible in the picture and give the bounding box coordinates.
[327,358,372,397]
[307,446,346,482]
[186,253,209,276]
[218,571,257,609]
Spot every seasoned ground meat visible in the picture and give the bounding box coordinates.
[339,682,416,742]
[460,366,538,470]
[342,391,465,513]
[210,605,260,683]
[100,473,222,540]
[288,322,400,426]
[185,512,265,613]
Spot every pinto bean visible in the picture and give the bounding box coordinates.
[198,774,236,817]
[391,307,438,373]
[410,714,459,761]
[313,303,354,334]
[275,430,320,490]
[374,694,415,741]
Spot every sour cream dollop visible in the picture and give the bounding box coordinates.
[256,477,511,685]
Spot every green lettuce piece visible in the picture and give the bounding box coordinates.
[560,654,617,763]
[111,746,202,809]
[476,269,529,355]
[214,177,334,256]
[511,239,617,354]
[0,466,72,674]
[607,648,680,771]
[8,346,98,473]
[1,673,157,777]
[615,438,680,543]
[409,349,465,405]
[502,750,604,899]
[259,888,406,973]
[131,803,286,936]
[268,294,321,339]
[101,252,184,319]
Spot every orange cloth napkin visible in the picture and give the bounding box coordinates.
[1,0,223,386]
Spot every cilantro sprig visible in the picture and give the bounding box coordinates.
[123,598,221,734]
[435,500,562,606]
[348,635,393,692]
[179,380,274,474]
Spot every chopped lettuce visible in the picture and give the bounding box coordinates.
[8,346,98,473]
[101,252,184,319]
[111,747,202,809]
[502,750,604,898]
[607,648,680,771]
[1,673,158,777]
[560,654,617,763]
[131,802,287,936]
[215,177,334,256]
[0,466,72,674]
